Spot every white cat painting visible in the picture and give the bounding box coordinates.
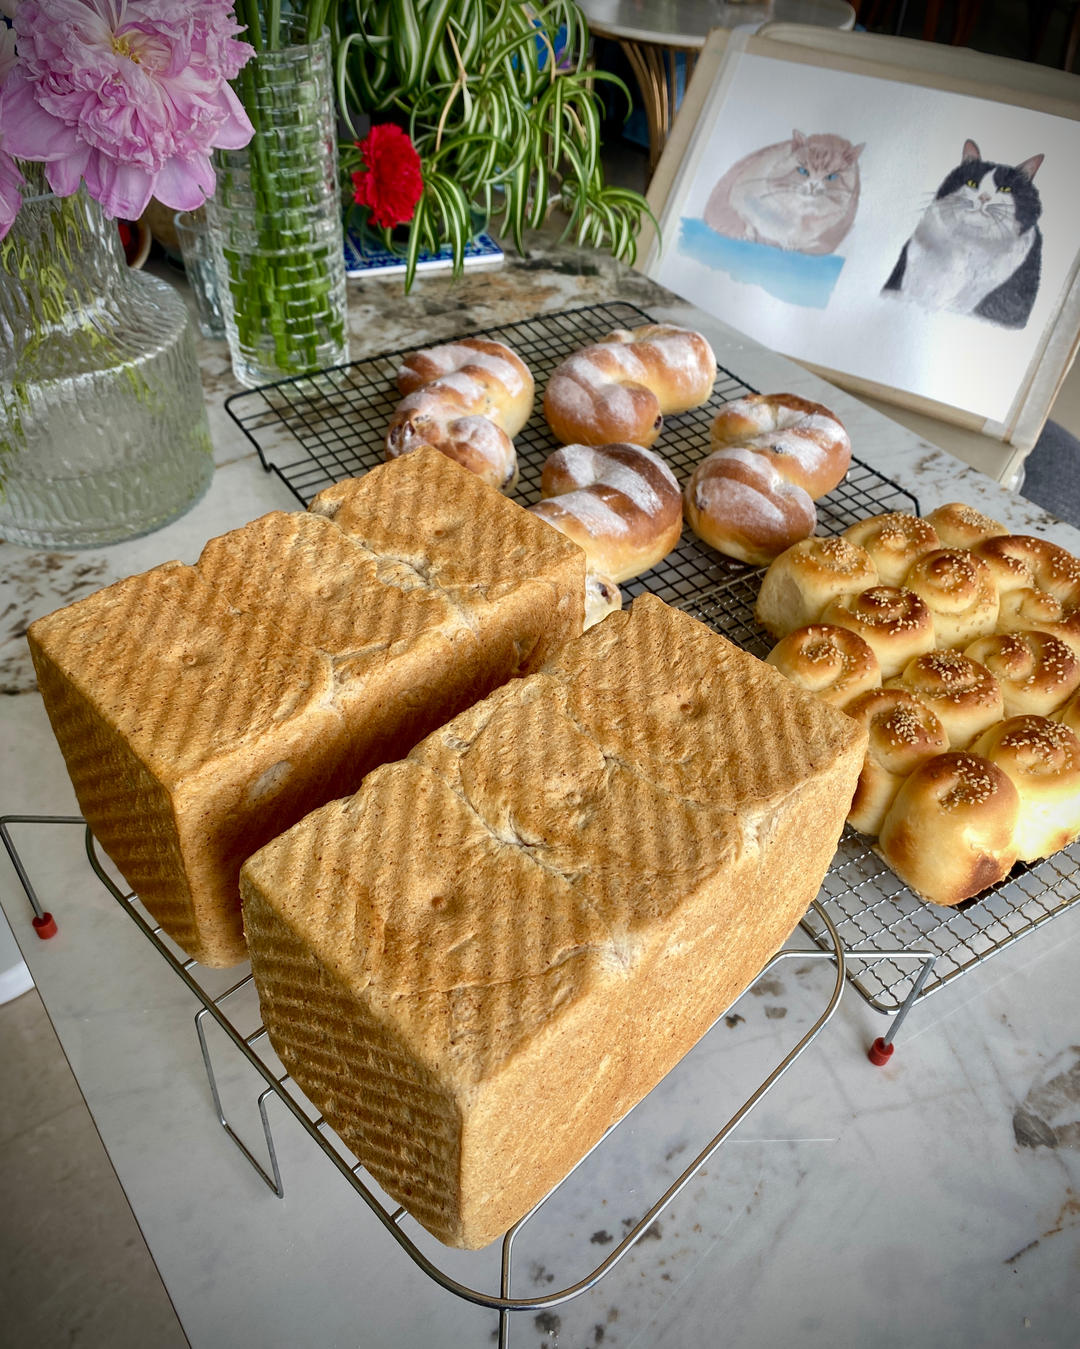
[882,139,1044,329]
[704,130,865,255]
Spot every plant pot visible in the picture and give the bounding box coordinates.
[0,173,214,550]
[207,25,349,388]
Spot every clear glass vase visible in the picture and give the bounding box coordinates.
[208,25,349,388]
[0,173,214,550]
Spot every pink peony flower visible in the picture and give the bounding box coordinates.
[0,23,22,235]
[0,0,254,229]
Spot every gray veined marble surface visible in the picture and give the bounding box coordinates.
[2,237,1078,1349]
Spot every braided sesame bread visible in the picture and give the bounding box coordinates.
[820,585,936,680]
[971,715,1080,862]
[842,512,940,588]
[885,648,1004,750]
[964,630,1080,719]
[385,337,534,491]
[543,324,716,448]
[844,687,949,836]
[901,547,1000,648]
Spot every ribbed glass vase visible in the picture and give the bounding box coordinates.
[208,24,348,388]
[0,173,214,550]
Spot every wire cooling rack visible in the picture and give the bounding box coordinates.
[224,300,1080,1013]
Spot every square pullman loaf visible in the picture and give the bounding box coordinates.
[240,593,867,1248]
[27,448,585,967]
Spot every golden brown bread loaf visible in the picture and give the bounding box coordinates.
[28,449,585,967]
[240,594,866,1249]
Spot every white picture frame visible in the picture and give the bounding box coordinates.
[638,26,1080,457]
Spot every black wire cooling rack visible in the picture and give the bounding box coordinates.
[225,300,1080,1013]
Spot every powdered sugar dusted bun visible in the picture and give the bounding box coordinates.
[901,547,999,647]
[529,442,682,584]
[963,630,1080,719]
[820,585,936,679]
[766,623,881,708]
[841,512,940,587]
[971,715,1080,862]
[885,648,1004,750]
[709,393,851,499]
[543,324,716,448]
[584,571,622,630]
[877,751,1021,906]
[844,687,949,836]
[754,535,879,639]
[925,502,1008,550]
[684,447,816,567]
[386,337,534,490]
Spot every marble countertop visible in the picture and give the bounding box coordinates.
[2,239,1078,1349]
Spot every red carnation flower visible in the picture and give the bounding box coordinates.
[352,124,423,231]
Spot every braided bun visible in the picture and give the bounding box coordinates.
[877,751,1021,906]
[885,648,1004,749]
[754,536,879,638]
[709,393,851,499]
[684,447,817,567]
[543,324,716,448]
[842,512,940,587]
[974,534,1080,603]
[820,585,936,679]
[971,715,1080,862]
[385,338,534,491]
[844,687,949,836]
[766,623,881,708]
[529,443,682,584]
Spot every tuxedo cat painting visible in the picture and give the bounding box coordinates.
[882,139,1044,328]
[704,130,864,255]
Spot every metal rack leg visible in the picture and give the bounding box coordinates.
[866,955,938,1066]
[0,813,83,938]
[195,1006,284,1196]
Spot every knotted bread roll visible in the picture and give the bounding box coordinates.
[971,715,1080,862]
[924,502,1008,550]
[529,442,682,584]
[963,630,1080,719]
[844,687,949,836]
[385,338,534,491]
[684,448,817,568]
[974,534,1080,604]
[820,585,936,679]
[885,648,1004,749]
[766,623,881,708]
[842,512,940,587]
[754,536,879,639]
[709,394,851,498]
[877,751,1021,906]
[543,324,716,448]
[901,547,999,647]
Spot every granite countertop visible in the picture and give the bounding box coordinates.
[2,239,1078,1349]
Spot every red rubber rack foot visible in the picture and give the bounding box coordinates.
[867,1036,894,1066]
[32,912,57,939]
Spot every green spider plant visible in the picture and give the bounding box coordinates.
[331,0,653,289]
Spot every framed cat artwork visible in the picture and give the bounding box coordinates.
[639,25,1080,474]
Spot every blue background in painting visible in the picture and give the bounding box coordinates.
[678,218,846,309]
